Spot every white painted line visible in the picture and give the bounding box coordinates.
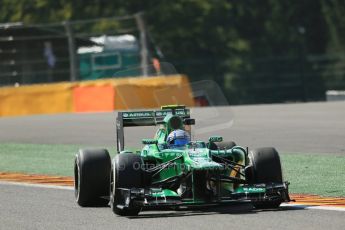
[282,203,345,212]
[0,180,74,190]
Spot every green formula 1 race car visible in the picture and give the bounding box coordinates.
[74,105,291,216]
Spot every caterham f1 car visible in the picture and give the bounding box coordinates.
[74,105,291,216]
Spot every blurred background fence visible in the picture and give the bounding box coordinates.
[0,14,147,85]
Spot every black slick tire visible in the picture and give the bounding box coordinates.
[110,152,144,216]
[74,149,111,207]
[209,141,236,150]
[249,147,283,209]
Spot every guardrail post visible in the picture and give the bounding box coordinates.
[135,12,149,77]
[64,21,78,82]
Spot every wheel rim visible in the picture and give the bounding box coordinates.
[110,163,116,208]
[74,157,80,200]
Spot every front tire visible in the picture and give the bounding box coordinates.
[110,152,144,216]
[248,147,283,209]
[74,149,111,207]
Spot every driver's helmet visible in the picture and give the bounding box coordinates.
[167,129,190,147]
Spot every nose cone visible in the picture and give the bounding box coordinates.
[191,159,224,170]
[188,149,223,170]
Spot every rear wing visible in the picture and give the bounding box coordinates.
[116,108,190,152]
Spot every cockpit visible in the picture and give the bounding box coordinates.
[158,141,207,150]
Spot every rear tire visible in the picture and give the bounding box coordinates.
[74,149,111,207]
[110,152,144,216]
[209,141,236,150]
[248,147,283,209]
[210,141,237,164]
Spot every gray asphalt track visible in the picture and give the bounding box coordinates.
[0,183,344,230]
[0,101,344,154]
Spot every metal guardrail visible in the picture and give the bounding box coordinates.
[326,90,345,101]
[0,14,150,86]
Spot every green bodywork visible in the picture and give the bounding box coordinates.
[119,105,265,203]
[139,142,249,200]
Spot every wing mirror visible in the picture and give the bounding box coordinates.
[184,118,195,125]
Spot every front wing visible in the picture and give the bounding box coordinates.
[115,182,291,210]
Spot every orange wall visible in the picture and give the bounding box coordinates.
[0,83,74,116]
[73,85,115,112]
[0,75,194,117]
[113,75,194,110]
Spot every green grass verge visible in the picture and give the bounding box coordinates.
[0,143,344,197]
[281,154,345,197]
[0,143,115,176]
